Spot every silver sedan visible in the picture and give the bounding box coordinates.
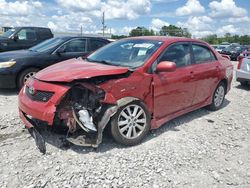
[236,58,250,86]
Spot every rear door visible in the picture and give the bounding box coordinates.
[153,42,196,119]
[190,43,220,105]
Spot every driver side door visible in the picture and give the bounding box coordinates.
[153,42,196,120]
[15,28,37,50]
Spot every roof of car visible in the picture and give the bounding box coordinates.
[55,36,110,41]
[126,36,206,44]
[14,26,51,29]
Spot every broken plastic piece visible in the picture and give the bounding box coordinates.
[30,127,46,154]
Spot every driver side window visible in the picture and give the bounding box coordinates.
[17,29,36,40]
[159,43,191,68]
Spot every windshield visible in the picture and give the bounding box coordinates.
[225,46,241,52]
[29,38,64,52]
[87,39,163,68]
[218,46,225,50]
[1,28,16,38]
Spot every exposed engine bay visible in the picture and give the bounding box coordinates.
[55,83,118,148]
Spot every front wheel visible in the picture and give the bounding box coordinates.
[17,68,39,89]
[110,100,150,146]
[207,82,226,111]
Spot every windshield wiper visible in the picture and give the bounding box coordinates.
[86,58,114,66]
[28,49,38,52]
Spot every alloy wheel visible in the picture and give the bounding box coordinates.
[24,72,36,84]
[214,85,225,107]
[117,104,147,139]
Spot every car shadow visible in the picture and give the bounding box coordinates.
[235,84,250,91]
[36,99,231,154]
[0,89,19,96]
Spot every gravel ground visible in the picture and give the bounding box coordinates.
[0,61,249,188]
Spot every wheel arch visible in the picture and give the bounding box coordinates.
[220,78,228,93]
[16,66,41,85]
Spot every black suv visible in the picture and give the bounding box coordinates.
[0,27,53,52]
[0,36,110,89]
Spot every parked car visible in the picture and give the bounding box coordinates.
[220,45,247,60]
[238,48,250,61]
[215,45,227,53]
[236,57,250,86]
[211,44,218,49]
[0,27,53,52]
[0,36,110,89]
[18,36,233,153]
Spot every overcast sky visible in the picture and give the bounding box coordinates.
[0,0,249,37]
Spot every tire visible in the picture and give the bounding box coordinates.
[240,81,248,86]
[110,100,150,146]
[207,82,226,111]
[17,68,39,89]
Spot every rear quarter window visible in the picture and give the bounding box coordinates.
[38,28,53,39]
[89,39,108,51]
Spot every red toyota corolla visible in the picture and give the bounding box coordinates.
[18,36,233,152]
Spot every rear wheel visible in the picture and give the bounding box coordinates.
[110,101,150,146]
[207,82,226,111]
[17,68,39,89]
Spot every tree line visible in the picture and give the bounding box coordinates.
[111,25,250,45]
[112,25,191,39]
[201,33,250,45]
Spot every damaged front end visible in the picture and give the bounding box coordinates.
[55,83,118,148]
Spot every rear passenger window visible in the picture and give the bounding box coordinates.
[63,39,86,52]
[90,40,107,51]
[192,44,216,64]
[159,43,191,67]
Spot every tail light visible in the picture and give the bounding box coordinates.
[237,56,244,69]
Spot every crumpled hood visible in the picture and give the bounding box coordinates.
[35,58,129,82]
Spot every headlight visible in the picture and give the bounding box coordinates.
[0,61,16,68]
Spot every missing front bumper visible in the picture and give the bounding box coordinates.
[19,106,118,153]
[66,105,118,147]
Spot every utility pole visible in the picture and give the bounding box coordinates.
[102,12,106,37]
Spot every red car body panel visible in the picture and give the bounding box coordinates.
[35,58,129,82]
[19,79,70,125]
[18,36,233,146]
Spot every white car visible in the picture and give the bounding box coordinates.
[236,57,250,86]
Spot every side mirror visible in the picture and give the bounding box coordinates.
[11,35,18,41]
[156,61,176,72]
[56,46,66,55]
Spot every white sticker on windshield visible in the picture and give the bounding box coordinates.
[133,43,154,48]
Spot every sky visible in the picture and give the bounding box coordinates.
[0,0,250,38]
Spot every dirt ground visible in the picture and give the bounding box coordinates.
[0,61,249,188]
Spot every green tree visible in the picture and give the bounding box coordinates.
[111,35,127,39]
[201,34,250,45]
[202,34,219,44]
[159,25,191,37]
[129,27,155,36]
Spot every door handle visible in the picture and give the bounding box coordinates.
[190,71,194,78]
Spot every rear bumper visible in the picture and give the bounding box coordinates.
[18,79,70,127]
[236,69,250,82]
[0,74,16,88]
